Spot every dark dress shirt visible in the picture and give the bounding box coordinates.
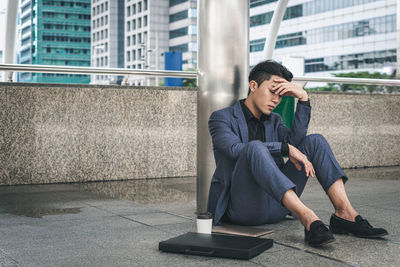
[240,99,291,156]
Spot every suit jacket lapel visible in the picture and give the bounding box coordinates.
[233,101,248,143]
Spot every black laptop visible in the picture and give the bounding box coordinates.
[159,232,273,260]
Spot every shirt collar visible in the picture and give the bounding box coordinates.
[240,99,269,123]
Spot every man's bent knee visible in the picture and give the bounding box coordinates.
[304,134,328,146]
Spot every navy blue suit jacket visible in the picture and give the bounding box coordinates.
[207,100,311,225]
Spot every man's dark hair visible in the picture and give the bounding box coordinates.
[248,60,293,95]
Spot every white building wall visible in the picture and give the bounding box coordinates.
[168,0,197,70]
[249,0,397,80]
[124,0,169,86]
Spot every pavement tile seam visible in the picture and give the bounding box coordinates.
[0,248,21,266]
[118,214,156,228]
[163,211,195,221]
[274,241,362,267]
[82,201,161,217]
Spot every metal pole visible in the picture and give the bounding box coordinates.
[3,0,19,82]
[197,0,249,213]
[263,0,289,59]
[396,0,400,78]
[155,32,159,86]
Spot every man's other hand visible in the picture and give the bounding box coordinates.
[272,78,309,101]
[288,144,315,177]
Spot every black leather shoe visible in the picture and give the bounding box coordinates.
[305,220,335,247]
[329,214,388,238]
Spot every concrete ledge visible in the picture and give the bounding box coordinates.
[1,83,399,185]
[307,92,400,168]
[0,83,197,185]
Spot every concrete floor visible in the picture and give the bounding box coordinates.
[0,166,399,267]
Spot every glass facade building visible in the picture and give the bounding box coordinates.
[249,0,397,77]
[18,0,91,84]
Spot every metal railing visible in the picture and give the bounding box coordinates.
[0,64,198,81]
[1,63,400,86]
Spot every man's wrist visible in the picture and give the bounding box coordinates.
[281,143,289,156]
[298,93,309,102]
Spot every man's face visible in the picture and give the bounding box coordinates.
[250,75,283,116]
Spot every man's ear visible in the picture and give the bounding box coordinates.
[249,80,258,93]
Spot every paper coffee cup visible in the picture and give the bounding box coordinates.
[196,212,213,234]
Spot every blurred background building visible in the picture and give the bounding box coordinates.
[249,0,397,81]
[91,0,124,84]
[123,0,168,86]
[17,0,91,84]
[5,0,397,86]
[168,0,197,70]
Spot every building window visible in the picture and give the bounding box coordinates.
[105,29,108,38]
[127,21,131,31]
[249,0,277,8]
[105,1,108,11]
[169,27,188,39]
[133,35,136,45]
[127,6,130,16]
[133,19,136,30]
[105,16,108,25]
[138,2,142,12]
[144,15,147,26]
[170,43,188,53]
[250,5,302,27]
[127,36,131,46]
[169,10,188,23]
[133,4,136,14]
[127,51,131,61]
[101,17,104,26]
[138,18,142,28]
[169,0,188,7]
[144,0,147,10]
[138,33,142,44]
[101,3,104,13]
[249,38,265,52]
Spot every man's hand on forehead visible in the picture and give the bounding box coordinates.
[271,78,308,101]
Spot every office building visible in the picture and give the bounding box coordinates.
[18,0,91,84]
[124,0,198,86]
[168,0,197,70]
[249,0,397,80]
[91,0,124,84]
[123,0,170,86]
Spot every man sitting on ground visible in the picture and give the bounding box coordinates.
[206,60,388,246]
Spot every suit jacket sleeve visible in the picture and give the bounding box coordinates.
[276,102,311,146]
[209,110,283,161]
